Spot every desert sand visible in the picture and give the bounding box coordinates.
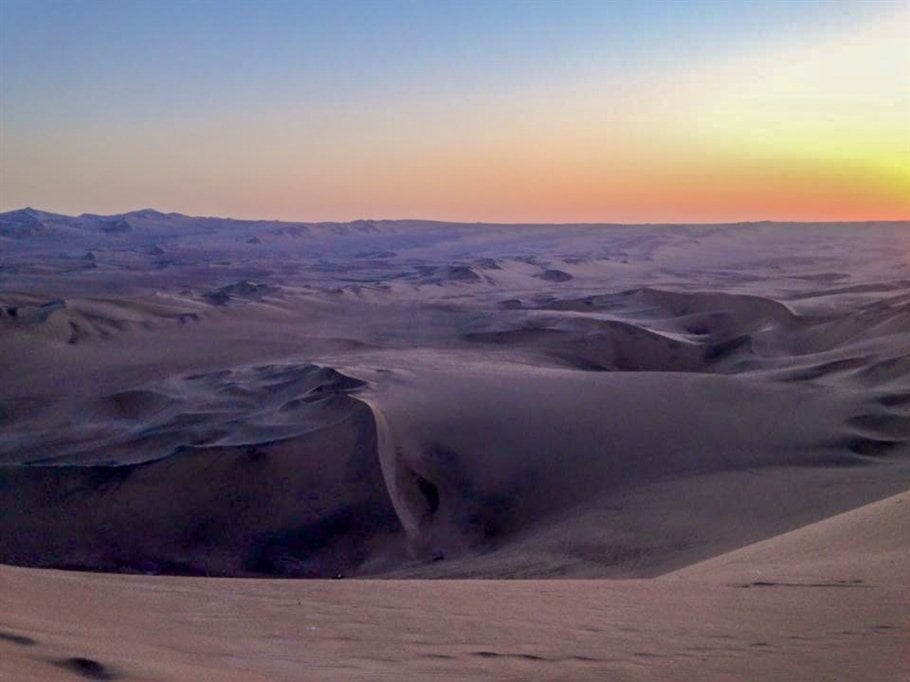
[1,210,908,679]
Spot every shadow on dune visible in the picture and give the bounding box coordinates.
[0,365,401,578]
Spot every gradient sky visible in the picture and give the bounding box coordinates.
[1,0,908,222]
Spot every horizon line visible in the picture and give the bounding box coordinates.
[3,206,909,228]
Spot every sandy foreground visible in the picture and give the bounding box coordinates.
[0,213,908,678]
[1,491,907,681]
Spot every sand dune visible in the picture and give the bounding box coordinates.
[364,363,909,576]
[0,292,204,345]
[0,213,907,678]
[0,363,400,576]
[1,492,906,681]
[669,489,910,586]
[3,353,907,578]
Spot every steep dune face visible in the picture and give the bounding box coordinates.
[465,317,720,372]
[0,364,398,577]
[362,364,910,576]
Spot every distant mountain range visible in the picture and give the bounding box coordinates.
[2,207,905,266]
[0,207,389,241]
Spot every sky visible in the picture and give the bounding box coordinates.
[1,0,908,223]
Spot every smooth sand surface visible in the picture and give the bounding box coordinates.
[1,212,908,678]
[2,492,907,681]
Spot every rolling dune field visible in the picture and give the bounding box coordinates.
[1,212,908,679]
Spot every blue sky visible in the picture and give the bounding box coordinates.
[1,0,907,221]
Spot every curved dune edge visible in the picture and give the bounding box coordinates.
[359,396,450,561]
[665,489,910,585]
[359,395,470,562]
[358,397,423,548]
[1,491,907,681]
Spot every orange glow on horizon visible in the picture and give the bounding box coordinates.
[1,6,907,224]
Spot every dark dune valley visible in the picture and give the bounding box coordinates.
[1,211,908,679]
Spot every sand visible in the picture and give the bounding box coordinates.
[0,211,908,678]
[1,492,907,681]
